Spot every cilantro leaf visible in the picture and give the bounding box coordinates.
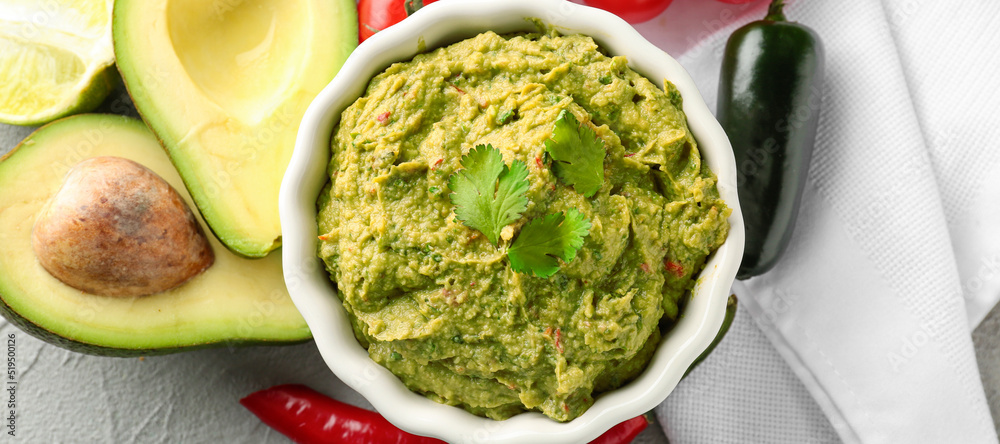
[508,208,592,278]
[448,144,529,245]
[544,109,606,197]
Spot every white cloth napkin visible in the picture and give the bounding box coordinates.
[650,1,1000,443]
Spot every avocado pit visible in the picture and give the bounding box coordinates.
[31,156,214,297]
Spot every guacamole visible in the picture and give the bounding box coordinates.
[317,31,729,422]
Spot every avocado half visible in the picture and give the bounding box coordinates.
[113,0,358,257]
[0,115,310,356]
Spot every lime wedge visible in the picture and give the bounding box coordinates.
[0,0,115,126]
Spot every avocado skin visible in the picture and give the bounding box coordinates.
[0,296,310,357]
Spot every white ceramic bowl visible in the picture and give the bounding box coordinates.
[279,0,745,442]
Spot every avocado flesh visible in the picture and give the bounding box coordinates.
[112,0,358,257]
[0,114,310,356]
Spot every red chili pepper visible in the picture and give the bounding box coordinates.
[377,111,391,125]
[639,262,651,273]
[242,385,650,444]
[535,155,544,169]
[449,83,466,94]
[240,384,444,444]
[431,158,444,170]
[590,414,650,444]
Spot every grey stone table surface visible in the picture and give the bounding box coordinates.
[975,303,1000,432]
[1,98,997,442]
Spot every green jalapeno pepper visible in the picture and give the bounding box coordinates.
[717,0,825,279]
